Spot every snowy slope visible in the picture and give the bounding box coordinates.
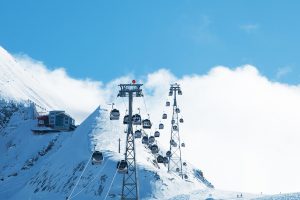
[0,103,215,200]
[0,47,55,110]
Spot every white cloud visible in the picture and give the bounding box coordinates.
[140,65,300,194]
[2,47,300,194]
[240,24,259,33]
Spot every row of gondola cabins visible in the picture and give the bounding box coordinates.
[91,101,185,174]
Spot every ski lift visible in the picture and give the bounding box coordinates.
[166,101,170,107]
[149,136,155,144]
[151,144,159,154]
[132,114,142,125]
[159,123,164,129]
[142,119,152,129]
[135,130,142,138]
[92,151,104,165]
[163,157,169,164]
[173,125,178,131]
[179,118,184,123]
[183,162,187,166]
[154,131,160,137]
[162,113,167,119]
[181,143,185,147]
[178,90,182,95]
[123,115,129,124]
[184,174,188,179]
[117,160,128,174]
[176,108,180,113]
[157,155,164,163]
[176,168,180,172]
[110,109,120,120]
[166,151,172,157]
[169,91,173,96]
[142,136,149,144]
[170,139,177,147]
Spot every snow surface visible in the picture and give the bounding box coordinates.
[0,103,217,200]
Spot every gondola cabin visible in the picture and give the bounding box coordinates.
[92,151,103,165]
[151,145,159,154]
[173,125,178,131]
[169,91,173,96]
[176,108,180,113]
[149,136,155,144]
[166,101,170,106]
[178,90,182,95]
[132,114,142,125]
[159,123,164,129]
[163,157,169,164]
[110,109,120,120]
[162,113,167,119]
[180,118,184,123]
[117,160,128,174]
[157,155,164,163]
[154,131,160,137]
[123,115,129,124]
[166,151,172,157]
[142,119,152,129]
[181,143,185,147]
[134,130,142,138]
[171,119,175,124]
[170,139,177,147]
[142,136,149,144]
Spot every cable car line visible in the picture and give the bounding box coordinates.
[103,169,118,200]
[68,159,110,199]
[67,154,92,199]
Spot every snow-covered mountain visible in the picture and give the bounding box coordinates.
[1,46,298,199]
[0,47,215,199]
[0,101,215,199]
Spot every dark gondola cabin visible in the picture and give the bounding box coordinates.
[92,151,103,165]
[142,136,149,144]
[154,131,160,137]
[157,155,164,163]
[117,160,128,174]
[176,108,180,113]
[110,109,120,120]
[132,114,142,125]
[151,145,159,154]
[178,90,182,95]
[163,157,169,164]
[142,119,152,129]
[162,113,167,119]
[166,151,172,157]
[134,130,142,138]
[159,123,164,129]
[180,118,184,123]
[166,101,170,107]
[149,136,155,144]
[123,115,129,124]
[173,125,178,131]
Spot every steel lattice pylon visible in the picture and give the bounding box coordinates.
[118,82,143,200]
[168,83,184,178]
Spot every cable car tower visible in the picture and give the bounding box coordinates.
[168,83,184,178]
[118,80,143,200]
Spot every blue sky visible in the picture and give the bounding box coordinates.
[1,0,300,83]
